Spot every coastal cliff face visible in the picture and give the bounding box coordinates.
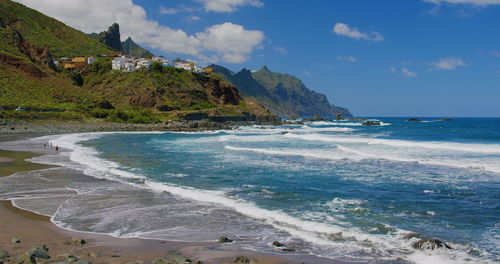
[211,65,353,117]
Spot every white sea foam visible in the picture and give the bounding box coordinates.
[284,133,500,154]
[224,145,355,161]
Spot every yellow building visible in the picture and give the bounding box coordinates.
[204,67,214,73]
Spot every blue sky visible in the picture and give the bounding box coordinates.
[16,0,500,117]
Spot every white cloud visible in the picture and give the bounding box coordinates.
[336,55,357,62]
[303,70,312,76]
[186,16,203,21]
[430,57,467,70]
[195,23,265,63]
[13,0,264,63]
[401,68,418,77]
[423,0,500,6]
[159,6,179,15]
[274,47,288,54]
[198,0,263,12]
[333,23,384,42]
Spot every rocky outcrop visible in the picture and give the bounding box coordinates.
[198,75,242,105]
[93,23,122,51]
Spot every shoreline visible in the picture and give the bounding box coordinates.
[0,120,283,134]
[0,134,336,264]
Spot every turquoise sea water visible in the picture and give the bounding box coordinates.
[1,118,499,263]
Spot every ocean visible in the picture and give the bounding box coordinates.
[1,117,499,263]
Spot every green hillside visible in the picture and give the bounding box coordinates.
[0,0,277,124]
[0,0,114,57]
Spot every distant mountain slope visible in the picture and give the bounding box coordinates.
[0,0,114,57]
[121,37,153,58]
[211,65,352,117]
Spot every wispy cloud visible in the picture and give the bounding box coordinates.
[490,50,500,57]
[336,55,357,62]
[303,70,312,76]
[333,23,384,42]
[159,6,180,14]
[429,57,466,70]
[274,47,288,54]
[198,0,263,12]
[401,68,418,77]
[423,0,500,6]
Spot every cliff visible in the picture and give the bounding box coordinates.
[211,65,353,117]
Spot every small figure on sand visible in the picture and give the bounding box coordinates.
[55,146,59,151]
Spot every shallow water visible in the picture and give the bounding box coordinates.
[0,117,499,263]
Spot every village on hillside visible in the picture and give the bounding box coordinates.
[54,54,214,73]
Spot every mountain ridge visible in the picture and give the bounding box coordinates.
[211,64,352,117]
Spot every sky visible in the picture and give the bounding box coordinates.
[13,0,500,117]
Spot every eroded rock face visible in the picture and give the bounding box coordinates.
[95,23,122,52]
[198,76,242,105]
[0,53,47,78]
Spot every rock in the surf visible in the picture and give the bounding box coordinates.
[272,241,284,247]
[218,236,233,243]
[412,238,452,250]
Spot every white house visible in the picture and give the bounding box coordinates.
[124,62,135,72]
[175,61,192,71]
[87,57,96,64]
[136,59,152,69]
[112,57,127,70]
[152,56,168,64]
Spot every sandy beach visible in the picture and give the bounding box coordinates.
[0,135,329,264]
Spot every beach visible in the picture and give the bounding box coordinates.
[0,132,332,264]
[1,118,499,264]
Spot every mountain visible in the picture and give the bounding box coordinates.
[0,0,277,124]
[121,37,153,58]
[211,65,352,117]
[90,23,122,51]
[89,23,153,58]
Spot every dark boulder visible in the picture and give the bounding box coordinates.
[29,245,50,259]
[0,250,9,260]
[412,238,452,250]
[408,118,421,122]
[218,236,233,243]
[233,256,249,263]
[71,237,86,245]
[272,241,284,247]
